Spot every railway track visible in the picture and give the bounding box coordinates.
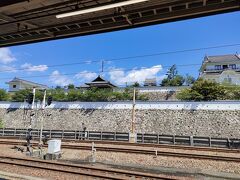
[0,156,179,180]
[62,144,240,163]
[1,136,240,154]
[70,139,240,154]
[1,139,240,163]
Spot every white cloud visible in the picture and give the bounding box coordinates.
[49,70,73,86]
[85,60,92,65]
[0,65,17,73]
[21,63,48,72]
[0,48,16,64]
[75,71,97,82]
[108,65,163,85]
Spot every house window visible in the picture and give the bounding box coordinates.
[223,65,228,69]
[13,85,16,88]
[229,64,236,69]
[215,65,222,70]
[224,78,232,83]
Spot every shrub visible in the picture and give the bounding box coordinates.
[0,119,4,128]
[0,89,9,101]
[177,79,226,101]
[11,89,44,102]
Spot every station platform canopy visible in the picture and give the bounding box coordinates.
[0,0,239,47]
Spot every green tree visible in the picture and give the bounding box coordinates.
[160,78,170,86]
[11,89,31,102]
[167,64,177,80]
[233,90,240,100]
[8,87,149,102]
[169,75,185,86]
[161,65,185,86]
[131,82,140,87]
[11,89,44,102]
[0,119,4,128]
[223,85,240,100]
[176,79,226,101]
[185,74,195,85]
[55,86,62,90]
[161,75,185,86]
[0,89,9,101]
[67,89,80,101]
[49,89,66,101]
[176,88,203,101]
[68,84,75,89]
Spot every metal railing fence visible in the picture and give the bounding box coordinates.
[0,128,240,149]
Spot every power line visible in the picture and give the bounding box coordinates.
[107,43,240,62]
[0,43,239,73]
[0,63,201,81]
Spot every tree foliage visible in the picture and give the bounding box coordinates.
[167,64,177,80]
[0,119,4,128]
[222,85,240,100]
[0,89,9,101]
[11,89,44,102]
[185,74,195,85]
[131,82,140,87]
[161,75,185,86]
[11,89,31,102]
[176,79,226,101]
[161,65,196,87]
[67,84,75,89]
[161,65,186,86]
[9,88,148,102]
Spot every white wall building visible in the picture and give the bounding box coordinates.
[6,77,48,92]
[199,54,240,85]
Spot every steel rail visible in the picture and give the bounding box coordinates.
[1,137,240,154]
[61,145,240,163]
[68,139,240,154]
[0,156,176,180]
[1,140,240,163]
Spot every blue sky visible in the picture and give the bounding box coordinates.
[0,11,240,89]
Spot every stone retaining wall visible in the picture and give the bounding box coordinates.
[0,108,239,138]
[139,91,177,101]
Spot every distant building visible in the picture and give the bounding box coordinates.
[144,78,157,87]
[199,54,240,85]
[6,77,48,92]
[80,75,116,89]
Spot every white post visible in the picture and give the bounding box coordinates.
[132,87,136,134]
[91,142,96,163]
[39,89,46,145]
[129,87,137,143]
[31,88,36,110]
[42,89,46,109]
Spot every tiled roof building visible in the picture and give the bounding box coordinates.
[199,54,240,85]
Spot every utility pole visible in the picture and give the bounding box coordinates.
[131,87,136,134]
[101,60,104,73]
[39,89,46,145]
[31,87,36,110]
[29,87,36,128]
[129,87,137,143]
[26,87,36,154]
[100,60,104,76]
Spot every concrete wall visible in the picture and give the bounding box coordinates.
[1,101,240,110]
[0,101,240,138]
[115,86,188,101]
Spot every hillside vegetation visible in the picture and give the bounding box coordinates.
[176,79,240,101]
[0,87,147,102]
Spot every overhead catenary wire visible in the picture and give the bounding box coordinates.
[0,42,239,73]
[0,63,201,81]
